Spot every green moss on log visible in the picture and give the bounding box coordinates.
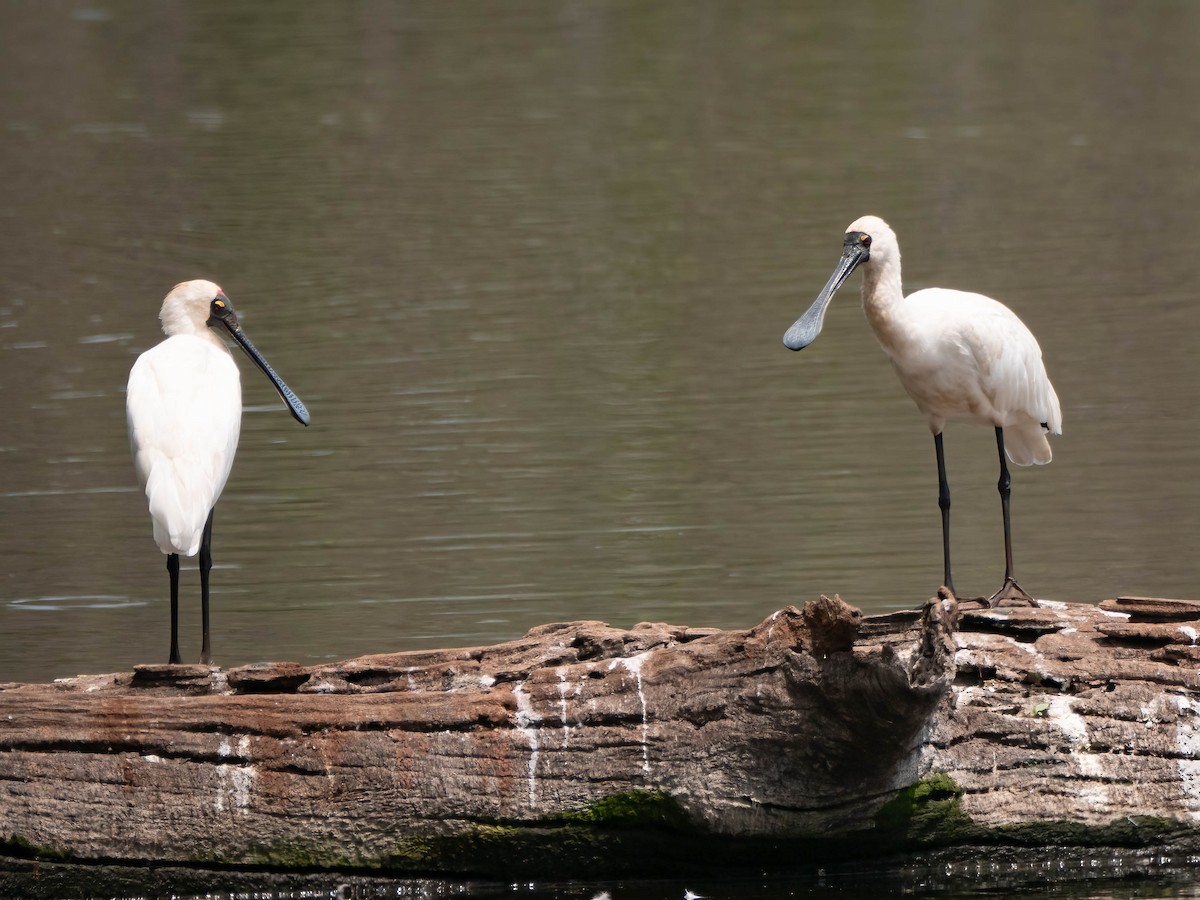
[1,834,73,862]
[374,792,697,875]
[991,816,1191,848]
[871,775,1192,852]
[133,785,1200,878]
[874,773,967,835]
[547,789,696,831]
[199,792,697,876]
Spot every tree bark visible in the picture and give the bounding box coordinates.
[3,593,1200,878]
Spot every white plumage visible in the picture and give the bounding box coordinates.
[128,326,242,556]
[128,279,309,663]
[783,216,1061,603]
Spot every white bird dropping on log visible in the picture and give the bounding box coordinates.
[782,216,1061,605]
[127,280,309,665]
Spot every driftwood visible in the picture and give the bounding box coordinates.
[4,592,1200,882]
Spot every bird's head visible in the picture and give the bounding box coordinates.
[154,279,310,427]
[844,215,899,269]
[158,279,227,338]
[782,215,897,351]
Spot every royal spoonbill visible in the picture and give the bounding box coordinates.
[127,280,310,664]
[782,216,1061,605]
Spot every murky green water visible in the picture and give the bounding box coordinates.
[2,0,1200,750]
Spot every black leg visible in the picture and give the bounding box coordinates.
[199,509,214,665]
[167,553,181,665]
[988,427,1033,606]
[934,432,954,595]
[996,427,1015,583]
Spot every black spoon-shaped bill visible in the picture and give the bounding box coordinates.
[228,326,311,426]
[208,301,310,426]
[783,244,868,351]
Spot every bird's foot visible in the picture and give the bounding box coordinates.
[986,577,1037,608]
[938,585,996,613]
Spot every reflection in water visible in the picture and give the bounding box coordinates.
[2,3,1200,685]
[9,595,142,611]
[6,849,1200,900]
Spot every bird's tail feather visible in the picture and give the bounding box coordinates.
[146,465,208,556]
[1004,422,1053,466]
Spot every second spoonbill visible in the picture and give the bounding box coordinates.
[782,216,1061,605]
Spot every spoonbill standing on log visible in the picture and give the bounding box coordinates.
[127,280,310,664]
[782,216,1061,605]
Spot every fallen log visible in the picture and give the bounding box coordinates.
[3,593,1200,881]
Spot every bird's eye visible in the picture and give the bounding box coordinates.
[861,233,872,246]
[213,299,226,309]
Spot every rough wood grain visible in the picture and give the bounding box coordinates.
[4,592,1200,879]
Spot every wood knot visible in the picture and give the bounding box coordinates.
[802,594,863,656]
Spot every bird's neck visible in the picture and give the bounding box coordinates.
[860,256,904,336]
[159,298,229,350]
[161,315,231,353]
[182,328,232,354]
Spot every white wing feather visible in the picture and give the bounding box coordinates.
[891,289,1061,466]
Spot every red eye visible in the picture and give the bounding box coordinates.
[861,233,872,246]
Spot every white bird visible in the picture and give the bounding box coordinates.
[783,216,1061,605]
[127,280,309,664]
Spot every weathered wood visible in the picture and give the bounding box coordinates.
[5,592,1200,879]
[1099,596,1200,621]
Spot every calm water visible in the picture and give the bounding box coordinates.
[3,2,1200,689]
